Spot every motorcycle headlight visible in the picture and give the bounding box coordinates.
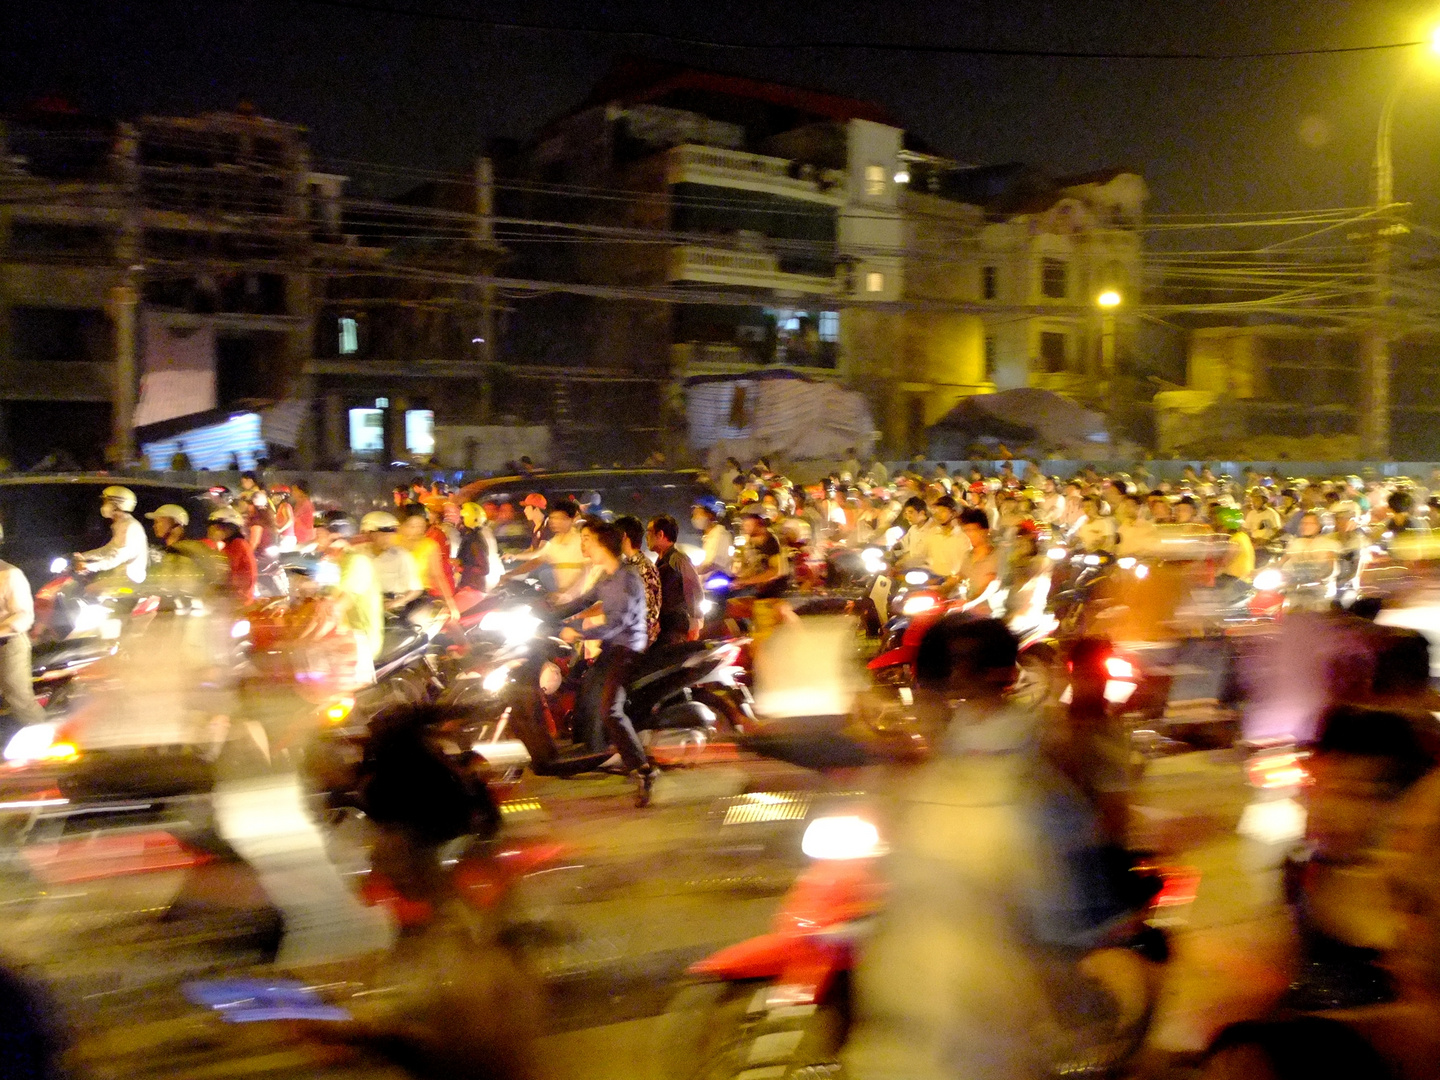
[900,594,938,616]
[230,619,251,639]
[3,723,78,766]
[801,815,888,860]
[860,547,887,574]
[1254,569,1284,592]
[479,608,542,645]
[903,569,930,586]
[699,599,715,615]
[1083,554,1101,566]
[481,659,523,694]
[1117,557,1136,570]
[1046,547,1067,561]
[49,557,68,574]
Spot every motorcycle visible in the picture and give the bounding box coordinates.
[445,595,753,778]
[662,800,1198,1080]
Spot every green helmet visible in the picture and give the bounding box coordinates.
[1213,507,1243,532]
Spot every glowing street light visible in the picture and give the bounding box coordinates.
[1096,289,1122,309]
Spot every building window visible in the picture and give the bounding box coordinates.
[818,311,840,342]
[405,409,435,456]
[348,407,385,453]
[982,265,998,300]
[10,306,106,363]
[1040,331,1068,373]
[1041,258,1068,299]
[865,164,887,198]
[984,335,997,380]
[865,271,885,293]
[338,316,359,355]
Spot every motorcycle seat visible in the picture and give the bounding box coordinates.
[376,623,427,668]
[32,637,114,673]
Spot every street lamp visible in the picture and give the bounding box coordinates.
[1362,32,1440,460]
[1096,290,1121,373]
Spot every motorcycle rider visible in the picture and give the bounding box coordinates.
[647,514,702,644]
[456,502,501,593]
[207,508,257,604]
[502,497,590,604]
[926,496,972,593]
[690,496,733,579]
[305,511,382,687]
[956,506,1001,611]
[74,485,148,590]
[361,511,423,615]
[145,503,225,602]
[844,615,1149,1080]
[0,518,44,727]
[891,496,934,572]
[551,519,656,806]
[399,507,460,624]
[731,511,788,598]
[1281,510,1339,610]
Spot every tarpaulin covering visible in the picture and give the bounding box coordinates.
[141,412,264,471]
[134,315,216,427]
[928,387,1108,456]
[685,370,875,467]
[259,398,310,449]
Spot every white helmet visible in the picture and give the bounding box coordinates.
[101,486,137,513]
[208,507,245,527]
[360,510,400,533]
[145,503,190,527]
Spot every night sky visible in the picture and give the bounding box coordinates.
[7,1,1440,221]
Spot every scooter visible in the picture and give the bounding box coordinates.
[663,803,1198,1080]
[446,597,753,777]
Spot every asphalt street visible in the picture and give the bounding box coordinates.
[0,719,1288,1080]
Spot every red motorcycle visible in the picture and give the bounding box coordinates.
[662,806,1198,1079]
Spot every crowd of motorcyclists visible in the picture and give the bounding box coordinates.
[6,456,1440,1079]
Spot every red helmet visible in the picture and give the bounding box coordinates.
[521,493,547,509]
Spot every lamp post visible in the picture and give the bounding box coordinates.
[1096,289,1121,376]
[1362,31,1440,460]
[1361,78,1405,461]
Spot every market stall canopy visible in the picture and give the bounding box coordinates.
[686,370,875,469]
[928,388,1109,457]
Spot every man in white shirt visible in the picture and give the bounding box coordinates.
[75,485,148,589]
[1070,495,1117,553]
[892,497,934,572]
[924,496,972,582]
[360,511,423,613]
[1035,476,1066,527]
[503,497,591,603]
[689,498,734,579]
[0,522,43,725]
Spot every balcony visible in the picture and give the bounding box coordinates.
[665,144,847,205]
[671,341,840,378]
[668,245,836,294]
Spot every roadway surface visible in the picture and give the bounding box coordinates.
[0,710,1291,1079]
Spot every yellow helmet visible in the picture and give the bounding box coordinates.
[461,502,484,528]
[144,503,190,527]
[101,485,137,512]
[360,510,400,533]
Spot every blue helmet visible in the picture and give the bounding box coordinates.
[693,494,726,518]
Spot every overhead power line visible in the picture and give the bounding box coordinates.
[273,0,1430,61]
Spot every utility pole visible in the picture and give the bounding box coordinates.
[110,122,140,466]
[1362,79,1406,462]
[474,156,496,423]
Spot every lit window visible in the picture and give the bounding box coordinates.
[865,164,887,197]
[818,311,840,341]
[865,271,885,293]
[405,409,435,456]
[338,316,359,354]
[348,408,384,452]
[1041,259,1068,299]
[982,265,998,300]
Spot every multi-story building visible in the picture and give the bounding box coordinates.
[514,61,1145,457]
[0,103,322,468]
[510,60,905,459]
[866,160,1146,455]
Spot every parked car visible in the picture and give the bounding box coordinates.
[0,475,216,589]
[457,469,715,554]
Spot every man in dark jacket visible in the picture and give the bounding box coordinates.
[648,514,702,645]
